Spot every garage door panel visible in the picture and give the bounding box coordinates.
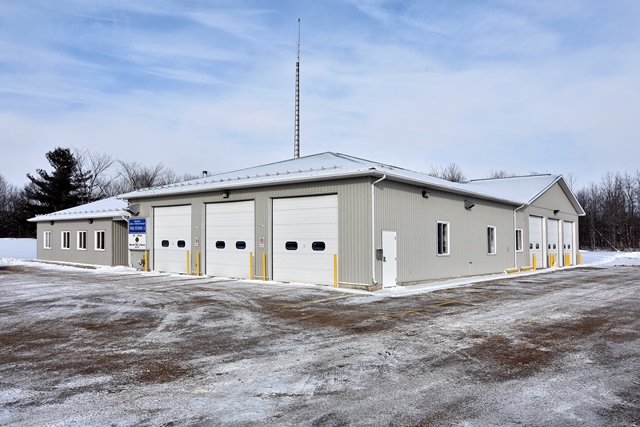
[273,195,338,286]
[206,201,254,278]
[529,216,543,268]
[154,205,192,273]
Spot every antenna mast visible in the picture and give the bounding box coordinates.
[293,18,301,159]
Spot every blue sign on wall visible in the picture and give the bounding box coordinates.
[129,218,147,233]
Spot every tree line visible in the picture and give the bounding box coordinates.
[2,149,639,251]
[0,147,198,238]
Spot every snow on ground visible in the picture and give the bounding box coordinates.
[1,237,639,296]
[0,238,36,263]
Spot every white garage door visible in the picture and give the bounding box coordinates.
[529,216,543,268]
[563,221,574,266]
[547,218,560,266]
[205,201,255,278]
[273,195,338,286]
[154,205,191,273]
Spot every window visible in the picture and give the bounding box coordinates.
[437,222,450,255]
[161,240,169,248]
[236,241,246,250]
[43,231,52,249]
[285,241,298,250]
[77,231,87,250]
[216,241,225,249]
[312,242,326,251]
[515,229,523,252]
[487,226,496,254]
[61,231,70,250]
[177,240,186,248]
[95,230,106,251]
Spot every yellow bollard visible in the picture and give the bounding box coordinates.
[262,252,266,281]
[195,250,200,276]
[333,254,338,288]
[550,253,555,268]
[144,250,149,272]
[565,253,570,267]
[186,250,191,275]
[250,252,254,280]
[533,254,537,270]
[578,252,582,265]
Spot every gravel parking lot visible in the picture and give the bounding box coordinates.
[1,262,639,426]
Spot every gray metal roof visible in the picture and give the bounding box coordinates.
[466,175,585,215]
[27,197,129,222]
[118,152,525,205]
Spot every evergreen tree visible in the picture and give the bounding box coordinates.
[24,147,86,217]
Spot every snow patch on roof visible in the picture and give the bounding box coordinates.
[28,198,129,222]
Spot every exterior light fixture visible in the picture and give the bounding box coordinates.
[553,209,560,216]
[421,190,430,198]
[222,191,229,199]
[464,200,475,210]
[50,220,54,225]
[88,219,93,224]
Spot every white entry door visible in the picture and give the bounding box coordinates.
[382,231,397,287]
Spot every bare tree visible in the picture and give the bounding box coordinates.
[428,163,467,182]
[111,160,166,193]
[73,147,116,203]
[486,170,516,179]
[564,172,579,191]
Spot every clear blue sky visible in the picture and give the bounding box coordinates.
[1,0,639,189]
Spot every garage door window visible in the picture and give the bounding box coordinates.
[487,226,496,254]
[236,241,246,250]
[216,241,225,249]
[285,241,298,250]
[177,240,186,248]
[161,240,170,247]
[312,241,326,251]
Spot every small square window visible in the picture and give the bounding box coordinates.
[487,226,496,255]
[61,231,70,250]
[437,221,450,256]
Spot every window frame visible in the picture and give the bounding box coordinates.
[61,231,70,250]
[437,221,450,256]
[77,230,87,251]
[487,226,497,255]
[515,228,523,252]
[94,230,106,251]
[43,231,52,249]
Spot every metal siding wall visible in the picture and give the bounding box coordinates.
[127,178,372,285]
[112,220,129,266]
[376,180,517,283]
[34,218,117,266]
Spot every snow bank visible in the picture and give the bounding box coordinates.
[0,238,36,263]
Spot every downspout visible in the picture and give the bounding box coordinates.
[513,205,525,268]
[371,175,387,285]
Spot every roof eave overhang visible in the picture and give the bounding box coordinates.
[120,168,523,206]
